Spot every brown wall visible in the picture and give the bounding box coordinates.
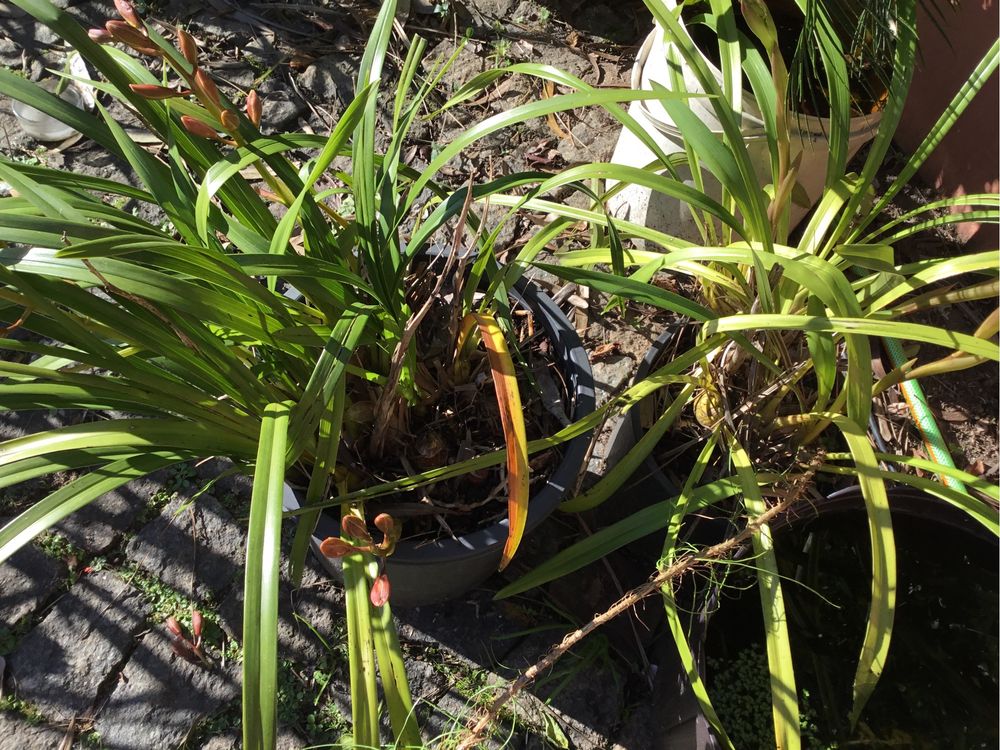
[894,0,999,250]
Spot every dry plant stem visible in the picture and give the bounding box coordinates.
[370,178,477,455]
[452,490,805,750]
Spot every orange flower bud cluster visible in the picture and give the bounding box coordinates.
[87,1,261,142]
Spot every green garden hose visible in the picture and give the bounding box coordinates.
[882,337,967,493]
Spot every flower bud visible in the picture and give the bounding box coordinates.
[369,573,391,607]
[88,28,113,44]
[194,68,220,108]
[165,616,183,638]
[180,115,221,140]
[319,536,358,558]
[191,609,203,640]
[245,89,261,128]
[219,109,239,131]
[129,83,185,100]
[340,515,372,544]
[373,513,395,536]
[114,0,142,29]
[177,28,198,66]
[106,19,146,45]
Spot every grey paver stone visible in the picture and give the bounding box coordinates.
[93,627,239,749]
[126,493,244,601]
[7,570,150,720]
[218,558,345,666]
[0,710,66,750]
[591,355,635,408]
[0,527,61,634]
[54,475,165,554]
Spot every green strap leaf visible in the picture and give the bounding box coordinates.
[243,402,291,750]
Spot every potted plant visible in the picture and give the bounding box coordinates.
[606,0,926,237]
[476,0,998,746]
[0,0,685,745]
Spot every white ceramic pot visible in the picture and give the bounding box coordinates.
[609,18,882,241]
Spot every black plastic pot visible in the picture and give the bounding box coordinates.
[648,486,998,749]
[287,276,595,608]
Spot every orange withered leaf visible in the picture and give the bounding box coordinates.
[459,312,529,571]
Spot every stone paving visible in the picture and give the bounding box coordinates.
[0,457,635,749]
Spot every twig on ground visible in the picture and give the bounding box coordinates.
[451,485,807,750]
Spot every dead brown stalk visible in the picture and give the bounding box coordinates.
[451,485,809,750]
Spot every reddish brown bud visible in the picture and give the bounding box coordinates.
[129,83,185,100]
[88,27,113,44]
[194,68,220,108]
[340,515,372,544]
[106,19,146,45]
[114,0,142,28]
[219,109,239,131]
[190,609,203,640]
[245,89,261,128]
[373,513,395,536]
[319,536,358,559]
[177,28,198,66]
[165,616,183,638]
[370,573,391,607]
[180,115,221,140]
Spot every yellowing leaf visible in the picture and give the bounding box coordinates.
[460,312,529,570]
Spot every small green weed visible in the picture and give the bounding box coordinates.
[0,695,46,725]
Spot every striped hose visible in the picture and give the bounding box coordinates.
[882,337,967,493]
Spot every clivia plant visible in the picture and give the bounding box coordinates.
[453,0,1000,747]
[0,0,679,746]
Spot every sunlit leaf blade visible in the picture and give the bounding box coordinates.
[371,601,421,747]
[242,402,291,750]
[730,440,800,750]
[814,414,896,729]
[0,452,190,565]
[343,549,379,746]
[496,476,751,599]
